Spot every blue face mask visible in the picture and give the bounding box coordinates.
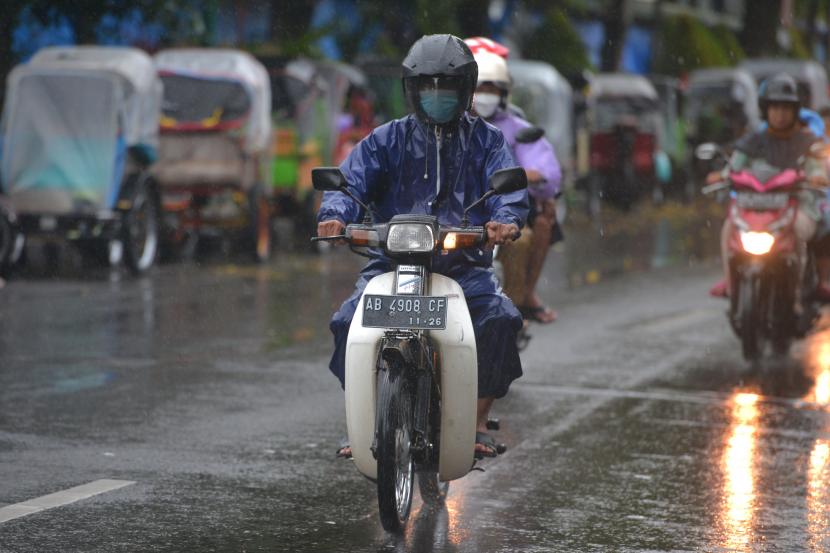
[419,90,460,124]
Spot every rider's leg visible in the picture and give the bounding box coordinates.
[710,218,731,297]
[524,199,556,322]
[476,397,495,432]
[329,260,389,457]
[496,230,533,307]
[453,266,524,454]
[329,261,388,386]
[794,212,818,309]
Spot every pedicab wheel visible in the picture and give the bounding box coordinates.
[738,275,762,363]
[376,368,414,533]
[123,180,160,275]
[417,471,449,506]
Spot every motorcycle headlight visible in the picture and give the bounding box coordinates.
[740,231,775,255]
[386,223,435,253]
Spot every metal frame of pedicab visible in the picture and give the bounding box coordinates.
[152,48,273,262]
[0,46,163,275]
[582,73,664,210]
[739,58,830,110]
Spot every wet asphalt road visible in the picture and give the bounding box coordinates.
[2,201,830,552]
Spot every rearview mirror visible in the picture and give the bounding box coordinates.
[694,143,724,161]
[515,126,545,144]
[489,167,528,195]
[312,167,347,192]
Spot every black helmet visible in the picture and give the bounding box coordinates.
[759,73,801,114]
[402,34,478,127]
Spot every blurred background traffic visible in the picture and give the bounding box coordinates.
[0,0,827,278]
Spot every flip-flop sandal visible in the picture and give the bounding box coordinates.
[474,431,505,459]
[335,437,352,459]
[519,305,557,324]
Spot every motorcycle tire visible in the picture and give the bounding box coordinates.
[417,471,449,506]
[738,275,762,362]
[376,368,414,533]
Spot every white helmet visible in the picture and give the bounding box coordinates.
[474,51,510,91]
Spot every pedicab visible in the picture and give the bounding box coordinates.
[685,68,760,187]
[739,58,829,110]
[583,73,663,211]
[0,46,163,275]
[507,59,574,184]
[152,48,273,261]
[261,56,369,247]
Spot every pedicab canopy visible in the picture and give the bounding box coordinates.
[685,68,761,145]
[0,46,162,213]
[586,73,661,132]
[153,49,272,154]
[739,58,830,110]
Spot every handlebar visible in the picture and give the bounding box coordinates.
[312,222,501,251]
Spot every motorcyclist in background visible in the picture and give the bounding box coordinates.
[317,34,528,459]
[466,40,562,324]
[710,73,829,300]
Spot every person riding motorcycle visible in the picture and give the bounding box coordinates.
[316,34,528,459]
[467,44,562,324]
[710,73,829,299]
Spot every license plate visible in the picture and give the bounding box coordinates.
[362,294,448,330]
[735,192,789,210]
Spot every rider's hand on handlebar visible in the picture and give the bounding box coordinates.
[808,175,829,188]
[705,171,723,186]
[485,222,520,249]
[317,219,346,244]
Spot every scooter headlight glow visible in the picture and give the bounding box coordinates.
[386,223,435,253]
[740,231,775,255]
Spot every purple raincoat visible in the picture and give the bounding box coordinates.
[487,109,561,200]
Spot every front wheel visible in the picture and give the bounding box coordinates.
[417,471,449,506]
[738,274,762,362]
[376,368,414,533]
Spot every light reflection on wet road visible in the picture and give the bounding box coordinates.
[4,199,830,551]
[719,392,759,552]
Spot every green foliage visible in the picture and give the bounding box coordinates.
[710,24,745,65]
[413,0,461,38]
[653,15,738,76]
[787,26,812,59]
[522,7,592,78]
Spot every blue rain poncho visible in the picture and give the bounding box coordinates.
[319,112,529,398]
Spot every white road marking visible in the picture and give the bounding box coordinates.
[0,479,135,524]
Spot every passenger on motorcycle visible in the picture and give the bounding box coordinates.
[468,45,562,324]
[317,34,529,459]
[710,73,829,299]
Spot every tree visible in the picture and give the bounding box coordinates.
[522,7,592,80]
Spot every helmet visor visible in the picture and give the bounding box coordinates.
[415,75,466,94]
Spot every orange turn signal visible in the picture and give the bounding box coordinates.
[443,231,480,250]
[347,228,379,247]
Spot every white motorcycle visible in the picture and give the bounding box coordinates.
[312,166,527,533]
